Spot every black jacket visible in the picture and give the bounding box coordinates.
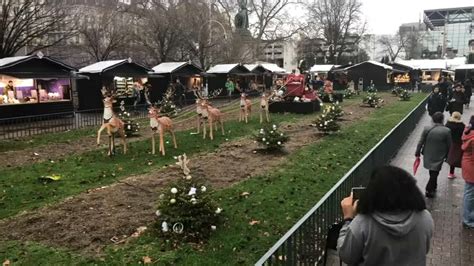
[427,93,446,116]
[447,91,466,114]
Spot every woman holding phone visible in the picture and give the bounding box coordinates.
[337,166,434,265]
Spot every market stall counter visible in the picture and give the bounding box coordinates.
[0,53,76,119]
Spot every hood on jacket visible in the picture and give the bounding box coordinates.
[371,211,417,237]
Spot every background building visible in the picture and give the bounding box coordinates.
[422,6,474,58]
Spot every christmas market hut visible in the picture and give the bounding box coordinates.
[455,64,474,82]
[0,53,78,119]
[309,64,335,80]
[245,63,287,91]
[345,61,394,91]
[149,62,203,103]
[77,58,151,110]
[206,63,251,95]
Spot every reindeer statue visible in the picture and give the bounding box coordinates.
[260,91,271,123]
[149,106,177,155]
[239,93,252,123]
[97,88,127,156]
[194,89,224,140]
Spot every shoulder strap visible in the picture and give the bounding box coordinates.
[423,125,438,144]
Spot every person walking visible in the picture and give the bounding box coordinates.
[462,115,474,228]
[415,112,452,198]
[464,79,472,108]
[225,78,235,102]
[337,166,434,265]
[447,83,466,115]
[445,112,466,179]
[427,87,446,116]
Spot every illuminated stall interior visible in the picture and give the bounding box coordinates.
[77,59,151,110]
[0,53,76,118]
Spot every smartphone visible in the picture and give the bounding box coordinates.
[352,187,366,204]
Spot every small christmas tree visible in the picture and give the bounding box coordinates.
[159,87,179,117]
[254,124,289,151]
[155,154,222,243]
[362,93,384,108]
[324,102,344,120]
[118,101,140,137]
[366,83,377,93]
[398,89,411,101]
[391,86,403,96]
[314,113,340,133]
[344,89,355,99]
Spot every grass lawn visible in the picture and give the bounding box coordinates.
[0,94,427,265]
[0,111,308,219]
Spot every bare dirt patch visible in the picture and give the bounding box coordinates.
[0,96,398,255]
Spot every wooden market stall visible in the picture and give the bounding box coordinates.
[77,59,151,110]
[206,63,251,95]
[0,53,77,119]
[346,61,394,91]
[455,64,474,83]
[150,62,203,103]
[245,63,287,91]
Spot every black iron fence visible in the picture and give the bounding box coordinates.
[0,104,150,140]
[255,96,429,266]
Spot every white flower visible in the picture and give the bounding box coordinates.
[215,207,222,214]
[185,175,192,180]
[272,124,277,129]
[266,142,270,145]
[188,187,197,196]
[211,225,217,231]
[277,141,282,145]
[170,198,176,204]
[159,194,165,199]
[262,138,266,141]
[324,122,328,126]
[171,188,178,194]
[190,198,197,204]
[162,221,169,232]
[280,133,284,136]
[201,186,207,192]
[320,124,323,127]
[155,210,161,217]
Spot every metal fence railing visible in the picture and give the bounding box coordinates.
[0,104,150,140]
[255,96,429,266]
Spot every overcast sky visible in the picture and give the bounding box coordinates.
[360,0,473,35]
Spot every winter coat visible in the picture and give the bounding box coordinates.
[462,128,474,183]
[447,91,466,114]
[337,210,434,266]
[415,124,452,171]
[446,121,466,167]
[464,81,472,98]
[427,93,446,116]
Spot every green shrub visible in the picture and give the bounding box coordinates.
[362,92,384,108]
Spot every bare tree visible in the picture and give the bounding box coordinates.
[77,6,133,62]
[378,32,408,62]
[0,0,74,58]
[307,0,366,64]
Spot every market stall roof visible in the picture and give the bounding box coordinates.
[454,64,474,70]
[245,63,286,73]
[309,64,335,73]
[0,53,76,79]
[152,61,202,76]
[389,62,413,72]
[78,58,151,77]
[395,57,466,70]
[206,63,250,74]
[345,60,393,70]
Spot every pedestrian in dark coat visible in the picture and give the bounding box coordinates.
[415,112,452,198]
[445,112,465,179]
[447,84,466,115]
[464,79,472,108]
[427,87,446,116]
